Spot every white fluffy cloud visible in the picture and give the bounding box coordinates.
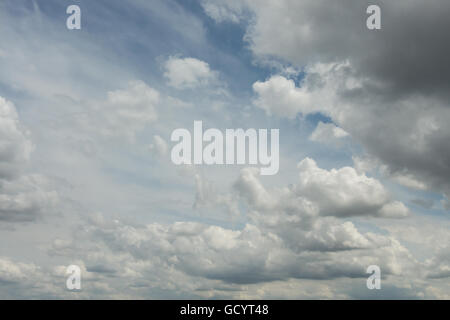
[295,158,409,218]
[164,56,218,89]
[310,121,349,145]
[253,75,318,119]
[252,62,357,120]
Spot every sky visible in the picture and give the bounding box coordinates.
[0,0,449,299]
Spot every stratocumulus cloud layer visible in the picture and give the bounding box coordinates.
[0,0,449,299]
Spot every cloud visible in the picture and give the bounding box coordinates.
[99,81,159,140]
[34,160,416,293]
[0,256,64,299]
[1,160,446,298]
[149,135,168,157]
[230,0,450,205]
[200,0,248,23]
[295,158,409,218]
[0,148,418,297]
[0,0,448,299]
[0,97,57,223]
[164,56,218,89]
[425,246,450,279]
[0,174,58,222]
[0,97,33,180]
[231,0,450,99]
[69,80,160,143]
[193,174,240,221]
[309,121,349,145]
[233,160,410,255]
[294,159,409,218]
[47,211,414,290]
[253,61,450,203]
[0,256,130,299]
[253,75,318,119]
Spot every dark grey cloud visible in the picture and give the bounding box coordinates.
[223,0,450,200]
[243,0,450,100]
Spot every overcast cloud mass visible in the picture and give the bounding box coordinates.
[0,0,449,299]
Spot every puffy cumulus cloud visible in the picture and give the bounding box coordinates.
[61,161,415,290]
[0,97,57,223]
[235,171,374,253]
[164,56,219,89]
[295,158,409,218]
[0,97,33,179]
[253,75,316,119]
[252,62,365,119]
[252,61,363,120]
[234,163,411,256]
[309,121,349,145]
[234,157,409,224]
